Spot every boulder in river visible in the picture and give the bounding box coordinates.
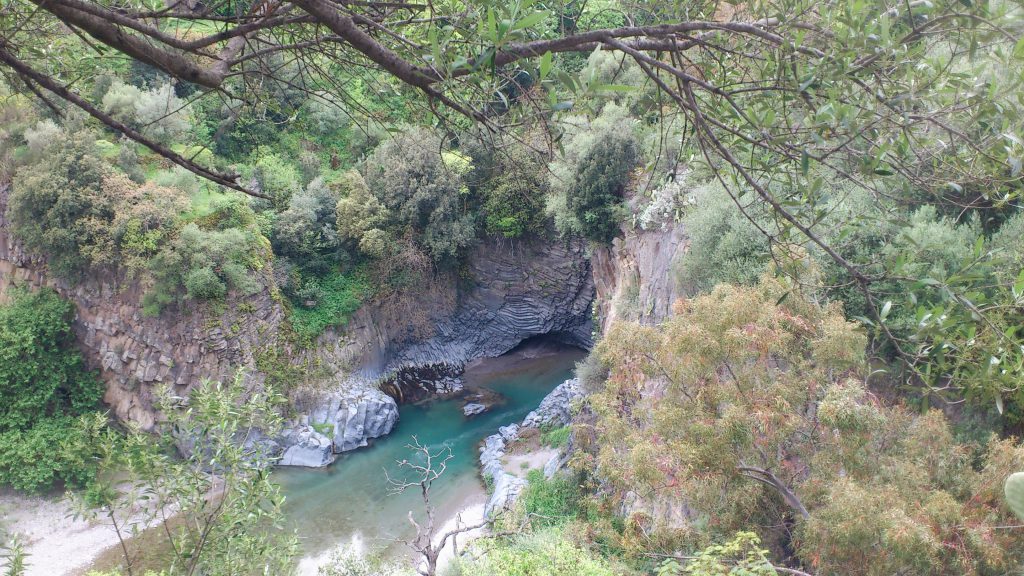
[279,426,336,467]
[279,385,399,466]
[463,403,487,416]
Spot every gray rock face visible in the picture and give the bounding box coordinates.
[480,424,525,517]
[355,238,595,378]
[279,426,336,467]
[307,386,400,453]
[522,378,583,428]
[591,221,687,333]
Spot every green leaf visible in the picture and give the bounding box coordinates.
[429,27,442,71]
[880,300,892,321]
[539,51,553,80]
[513,10,549,31]
[486,9,498,43]
[1006,472,1024,520]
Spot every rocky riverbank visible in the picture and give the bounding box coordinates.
[479,377,584,516]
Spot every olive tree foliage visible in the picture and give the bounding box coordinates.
[73,374,297,576]
[675,179,772,294]
[100,80,190,145]
[271,177,343,271]
[584,275,1024,575]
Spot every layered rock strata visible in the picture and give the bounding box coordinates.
[0,184,595,460]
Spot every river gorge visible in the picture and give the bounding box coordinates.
[278,341,583,571]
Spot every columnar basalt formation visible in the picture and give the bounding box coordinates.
[0,184,595,460]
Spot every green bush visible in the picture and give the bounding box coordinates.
[272,177,343,269]
[453,527,618,576]
[520,469,582,526]
[363,127,476,264]
[0,289,102,431]
[288,270,370,341]
[676,181,771,294]
[0,289,104,492]
[253,153,302,210]
[8,131,114,276]
[133,83,190,145]
[144,218,267,314]
[540,426,571,448]
[0,415,103,493]
[335,170,391,257]
[478,145,549,239]
[546,103,637,241]
[566,134,636,243]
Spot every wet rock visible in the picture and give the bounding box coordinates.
[280,426,336,468]
[463,403,487,417]
[522,378,583,428]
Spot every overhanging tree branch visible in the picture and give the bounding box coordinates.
[0,41,264,197]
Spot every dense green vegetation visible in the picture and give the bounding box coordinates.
[0,289,104,492]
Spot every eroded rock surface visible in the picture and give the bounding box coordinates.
[522,378,583,428]
[591,223,687,333]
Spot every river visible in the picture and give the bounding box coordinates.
[274,340,584,571]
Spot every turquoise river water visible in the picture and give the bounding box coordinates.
[274,341,584,567]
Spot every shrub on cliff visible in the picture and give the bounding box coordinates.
[8,131,115,276]
[143,219,267,315]
[335,169,390,258]
[272,177,344,273]
[478,144,549,239]
[546,103,638,243]
[362,127,476,264]
[0,288,105,492]
[566,134,636,243]
[676,180,772,293]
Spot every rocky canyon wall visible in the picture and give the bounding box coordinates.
[590,222,688,332]
[0,184,594,462]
